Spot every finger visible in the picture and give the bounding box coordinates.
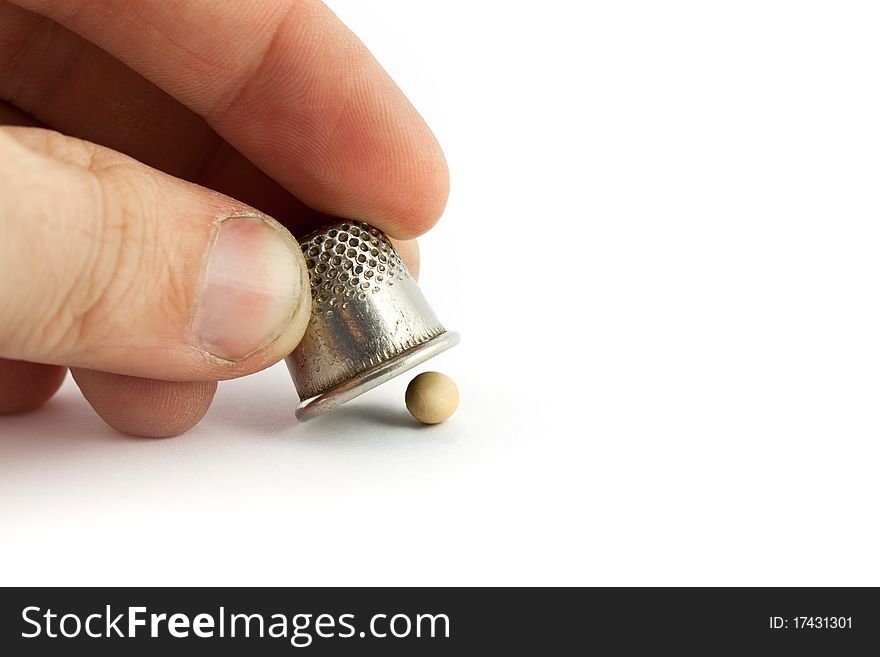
[0,102,69,416]
[0,358,66,414]
[0,4,329,233]
[71,368,216,438]
[0,126,310,381]
[391,238,421,281]
[11,0,449,238]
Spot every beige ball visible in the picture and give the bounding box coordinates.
[405,372,459,424]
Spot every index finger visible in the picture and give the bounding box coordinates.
[12,0,449,239]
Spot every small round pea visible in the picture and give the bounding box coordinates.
[405,371,459,424]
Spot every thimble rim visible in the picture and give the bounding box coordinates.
[295,330,460,421]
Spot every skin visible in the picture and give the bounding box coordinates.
[0,0,447,437]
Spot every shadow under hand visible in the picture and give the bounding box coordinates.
[0,393,133,471]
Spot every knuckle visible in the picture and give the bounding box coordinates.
[0,140,101,357]
[29,175,121,358]
[39,167,185,359]
[36,129,98,168]
[0,129,190,363]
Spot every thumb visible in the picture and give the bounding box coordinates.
[0,127,311,380]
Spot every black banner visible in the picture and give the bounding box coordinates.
[0,587,877,654]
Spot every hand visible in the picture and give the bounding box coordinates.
[0,0,448,436]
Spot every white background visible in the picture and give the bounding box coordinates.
[2,0,880,585]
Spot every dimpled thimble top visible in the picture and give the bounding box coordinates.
[301,220,407,310]
[288,220,446,401]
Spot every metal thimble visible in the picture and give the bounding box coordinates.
[286,220,459,421]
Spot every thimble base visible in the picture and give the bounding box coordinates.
[295,331,460,422]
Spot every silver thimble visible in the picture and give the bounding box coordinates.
[286,220,459,421]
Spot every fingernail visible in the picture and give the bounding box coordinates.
[191,211,303,361]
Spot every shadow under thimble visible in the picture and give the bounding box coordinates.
[285,220,459,421]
